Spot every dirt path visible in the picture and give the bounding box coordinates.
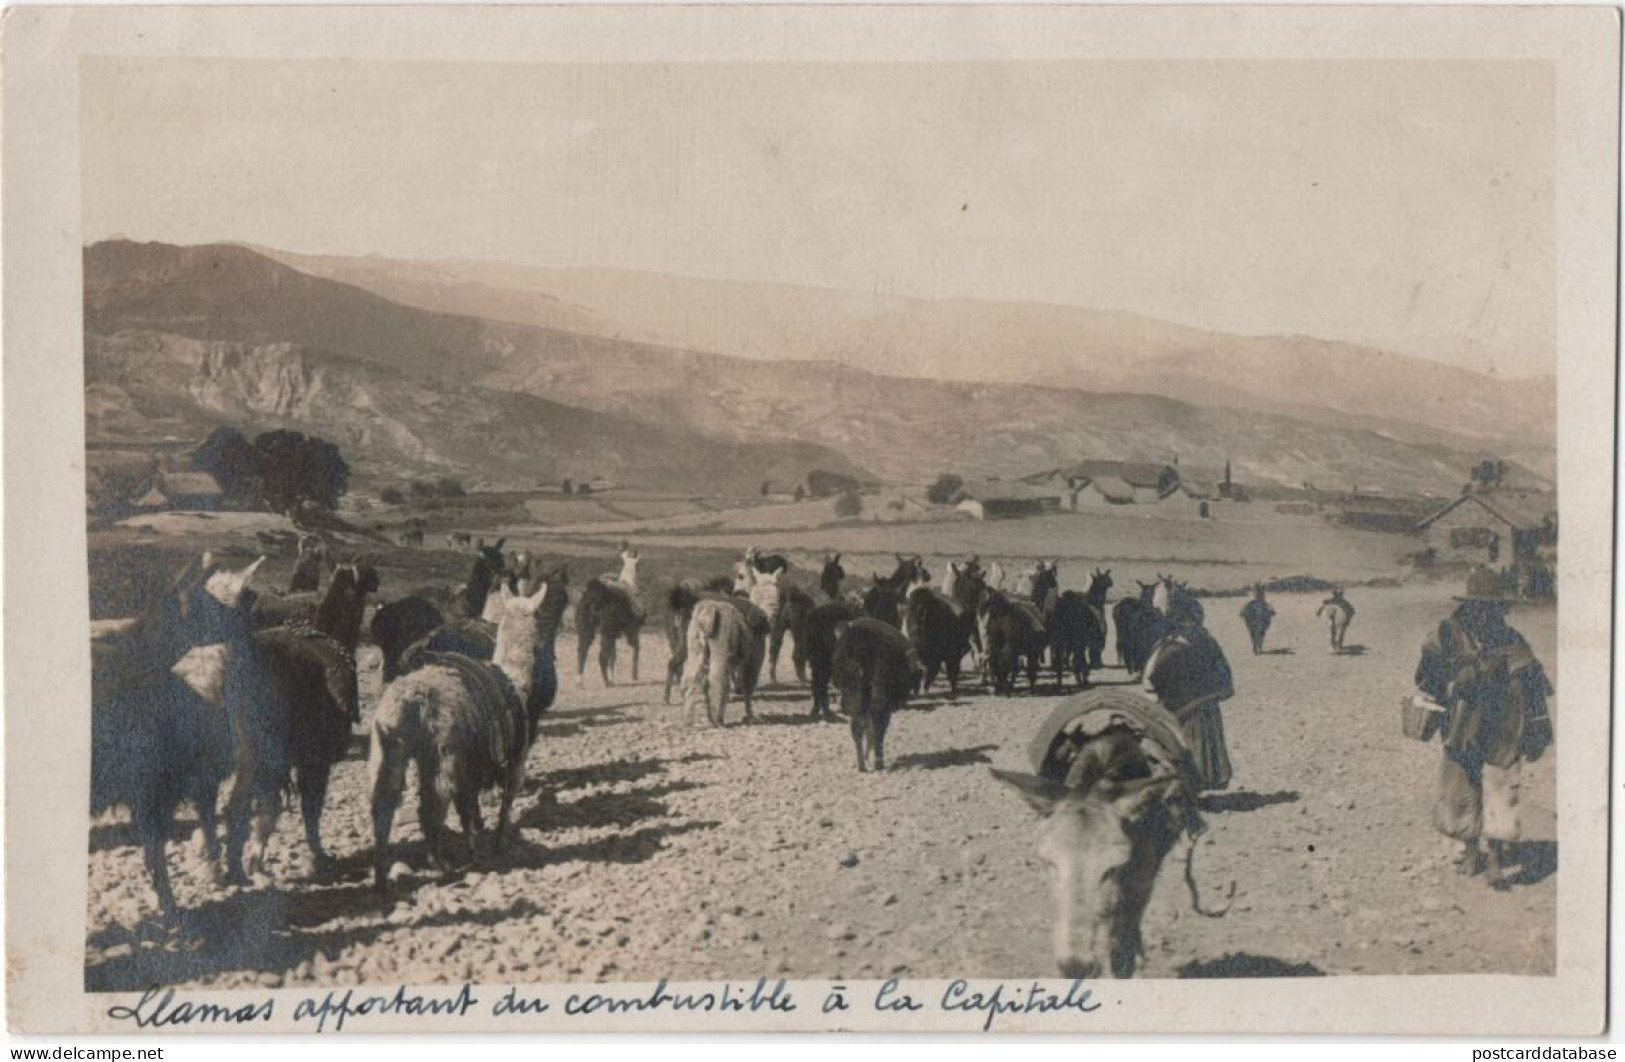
[84,584,1555,990]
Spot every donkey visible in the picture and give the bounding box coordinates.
[223,557,380,882]
[575,546,644,687]
[368,571,566,888]
[993,690,1228,978]
[90,554,265,916]
[831,617,913,772]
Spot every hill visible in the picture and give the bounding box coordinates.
[250,245,1555,469]
[84,330,869,493]
[86,241,1545,496]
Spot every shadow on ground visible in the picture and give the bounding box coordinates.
[1178,953,1326,978]
[1200,790,1300,814]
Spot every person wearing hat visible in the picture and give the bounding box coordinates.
[1412,567,1554,889]
[1240,584,1275,655]
[1316,587,1355,653]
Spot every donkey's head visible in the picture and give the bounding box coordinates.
[993,727,1192,979]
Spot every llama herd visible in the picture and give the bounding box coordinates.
[90,539,571,917]
[89,536,1233,978]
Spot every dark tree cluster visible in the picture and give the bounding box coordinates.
[807,469,861,499]
[193,426,351,514]
[926,473,964,505]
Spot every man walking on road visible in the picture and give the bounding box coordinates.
[1412,568,1554,889]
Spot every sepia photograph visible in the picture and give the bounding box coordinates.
[4,3,1617,1036]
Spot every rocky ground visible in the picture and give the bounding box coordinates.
[84,583,1556,991]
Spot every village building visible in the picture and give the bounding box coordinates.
[955,479,1065,520]
[1415,491,1557,572]
[131,470,224,512]
[1024,460,1181,508]
[1159,479,1218,518]
[1067,475,1137,509]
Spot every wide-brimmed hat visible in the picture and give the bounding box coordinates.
[1455,566,1512,603]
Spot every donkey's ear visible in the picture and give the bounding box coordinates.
[493,538,506,552]
[833,553,841,563]
[990,768,1066,816]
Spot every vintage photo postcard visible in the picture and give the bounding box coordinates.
[4,3,1617,1037]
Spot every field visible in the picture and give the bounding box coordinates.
[82,501,1556,989]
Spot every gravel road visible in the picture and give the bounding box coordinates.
[85,584,1556,991]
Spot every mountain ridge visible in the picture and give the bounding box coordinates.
[243,243,1555,466]
[84,240,1550,497]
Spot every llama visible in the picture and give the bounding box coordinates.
[90,554,265,915]
[818,553,846,600]
[368,573,565,888]
[288,535,325,594]
[831,617,913,772]
[576,544,644,687]
[222,558,379,882]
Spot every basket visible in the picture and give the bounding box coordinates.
[1401,694,1446,742]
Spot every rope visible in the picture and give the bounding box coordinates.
[1183,834,1235,918]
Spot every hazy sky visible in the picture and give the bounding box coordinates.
[81,57,1554,378]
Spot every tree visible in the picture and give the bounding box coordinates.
[380,486,405,505]
[192,426,258,501]
[794,485,806,502]
[808,469,861,499]
[833,491,863,519]
[561,477,574,495]
[761,480,772,496]
[926,473,964,505]
[252,429,349,513]
[1470,459,1509,490]
[434,476,466,499]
